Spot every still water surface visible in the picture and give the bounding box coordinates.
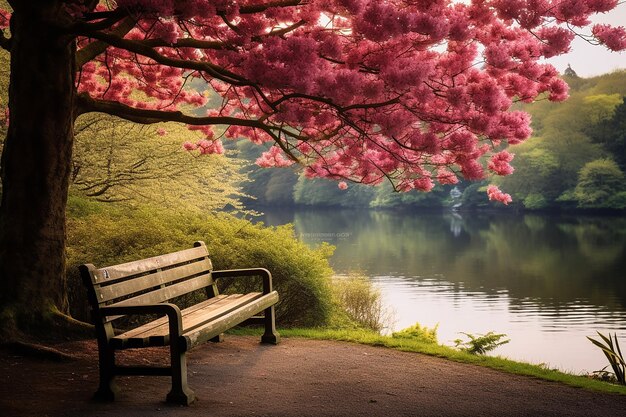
[259,209,626,374]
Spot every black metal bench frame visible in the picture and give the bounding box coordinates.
[80,241,280,405]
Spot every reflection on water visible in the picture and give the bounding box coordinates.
[260,209,626,373]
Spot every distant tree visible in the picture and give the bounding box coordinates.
[575,159,625,208]
[0,0,625,335]
[370,182,450,209]
[293,176,376,207]
[234,140,299,207]
[501,80,626,208]
[496,142,561,208]
[586,97,626,170]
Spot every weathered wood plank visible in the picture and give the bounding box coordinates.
[92,245,209,283]
[182,291,279,350]
[96,258,213,304]
[113,293,262,347]
[114,295,228,340]
[104,273,212,322]
[181,293,261,333]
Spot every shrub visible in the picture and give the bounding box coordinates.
[66,197,335,327]
[392,322,439,344]
[575,159,625,208]
[454,332,510,355]
[523,193,548,210]
[331,274,393,333]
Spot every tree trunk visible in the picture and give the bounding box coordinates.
[0,3,76,337]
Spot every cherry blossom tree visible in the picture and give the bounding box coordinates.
[0,0,624,335]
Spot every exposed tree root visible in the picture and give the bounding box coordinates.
[1,341,79,362]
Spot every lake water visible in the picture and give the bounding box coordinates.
[259,208,626,374]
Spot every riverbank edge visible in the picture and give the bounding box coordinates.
[231,327,626,395]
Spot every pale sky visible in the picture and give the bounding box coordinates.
[547,3,626,77]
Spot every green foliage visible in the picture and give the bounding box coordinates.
[331,274,392,333]
[606,192,626,210]
[234,140,299,207]
[72,114,248,213]
[454,332,510,355]
[586,97,626,171]
[500,72,626,209]
[370,182,449,208]
[574,159,625,208]
[65,196,335,327]
[460,182,495,209]
[293,176,376,207]
[392,322,439,344]
[582,94,623,124]
[523,193,549,209]
[587,332,625,385]
[497,143,562,207]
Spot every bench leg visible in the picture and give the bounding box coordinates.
[94,347,119,402]
[210,333,224,343]
[166,347,195,405]
[260,305,280,344]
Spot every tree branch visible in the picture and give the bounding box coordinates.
[238,0,303,14]
[74,28,248,86]
[76,16,137,68]
[81,9,128,25]
[76,93,269,129]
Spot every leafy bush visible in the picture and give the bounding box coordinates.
[66,196,335,327]
[454,332,510,355]
[523,193,548,210]
[575,159,625,208]
[331,274,393,333]
[392,322,439,344]
[606,192,626,210]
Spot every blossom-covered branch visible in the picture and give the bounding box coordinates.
[14,0,625,199]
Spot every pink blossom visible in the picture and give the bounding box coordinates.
[338,181,349,190]
[592,24,626,51]
[486,185,512,205]
[488,151,515,175]
[182,141,198,151]
[413,177,435,192]
[156,128,167,136]
[197,140,224,155]
[183,139,223,154]
[256,147,295,168]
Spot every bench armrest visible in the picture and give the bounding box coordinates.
[100,303,183,337]
[212,268,274,294]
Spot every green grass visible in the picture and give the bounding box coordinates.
[231,327,626,395]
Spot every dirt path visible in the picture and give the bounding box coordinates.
[1,336,625,417]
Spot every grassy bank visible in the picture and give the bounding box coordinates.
[232,327,626,395]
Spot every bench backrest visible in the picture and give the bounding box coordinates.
[80,241,216,323]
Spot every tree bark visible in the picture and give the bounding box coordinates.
[0,3,76,337]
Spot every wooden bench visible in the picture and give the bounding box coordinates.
[80,241,280,405]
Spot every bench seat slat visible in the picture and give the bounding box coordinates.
[92,245,209,283]
[111,293,264,349]
[96,258,214,304]
[182,291,279,350]
[112,295,229,340]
